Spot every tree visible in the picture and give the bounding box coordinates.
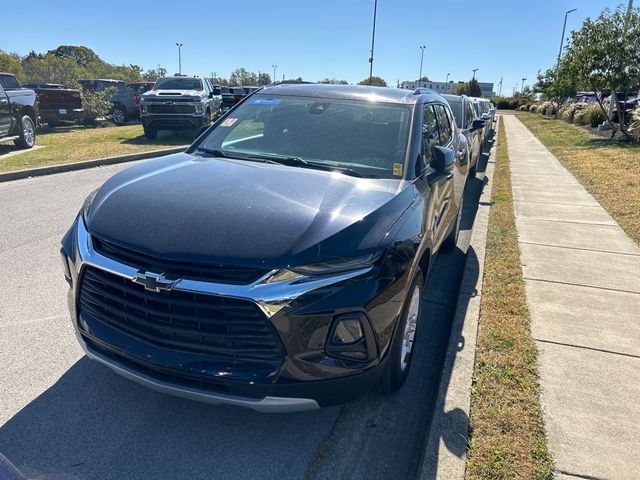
[318,78,349,84]
[468,78,482,97]
[453,82,469,95]
[47,45,100,67]
[533,65,576,112]
[257,72,271,86]
[0,51,24,82]
[562,5,640,137]
[229,68,258,86]
[143,67,167,81]
[357,76,387,87]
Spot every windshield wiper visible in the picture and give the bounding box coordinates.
[246,153,365,178]
[195,147,270,163]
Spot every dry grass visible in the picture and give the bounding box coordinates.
[465,120,553,479]
[515,112,640,246]
[0,125,190,173]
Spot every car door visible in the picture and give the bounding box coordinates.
[432,103,458,241]
[465,100,481,167]
[0,85,11,136]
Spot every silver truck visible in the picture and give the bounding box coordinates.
[140,76,222,139]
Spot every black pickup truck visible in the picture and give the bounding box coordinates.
[0,73,39,149]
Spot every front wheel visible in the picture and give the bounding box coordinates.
[111,106,128,125]
[14,115,36,149]
[378,268,424,394]
[143,126,157,140]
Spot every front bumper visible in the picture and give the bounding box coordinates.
[141,111,208,130]
[62,217,412,410]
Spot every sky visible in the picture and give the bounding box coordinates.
[2,0,629,94]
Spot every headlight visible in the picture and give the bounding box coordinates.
[194,104,203,114]
[82,189,98,222]
[140,103,147,113]
[262,253,381,284]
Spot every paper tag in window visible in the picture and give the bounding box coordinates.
[393,163,403,176]
[221,117,238,127]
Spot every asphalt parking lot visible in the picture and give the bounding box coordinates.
[0,145,491,480]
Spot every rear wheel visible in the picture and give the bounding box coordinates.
[143,126,157,140]
[378,268,424,393]
[14,115,36,149]
[111,106,128,125]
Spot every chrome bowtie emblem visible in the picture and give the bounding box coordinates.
[132,271,179,292]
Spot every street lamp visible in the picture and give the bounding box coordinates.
[521,78,527,92]
[498,77,503,97]
[368,0,378,86]
[472,68,478,80]
[418,45,426,87]
[176,43,183,75]
[272,65,277,84]
[445,72,450,92]
[556,8,577,68]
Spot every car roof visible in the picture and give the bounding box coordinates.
[441,94,468,103]
[258,83,444,105]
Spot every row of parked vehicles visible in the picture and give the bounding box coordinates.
[60,82,496,411]
[0,72,260,149]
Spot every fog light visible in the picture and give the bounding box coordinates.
[194,104,203,114]
[60,249,72,286]
[332,319,363,345]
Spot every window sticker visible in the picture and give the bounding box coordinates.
[393,163,404,176]
[247,98,282,105]
[220,117,238,127]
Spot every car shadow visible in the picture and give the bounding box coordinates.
[120,130,194,146]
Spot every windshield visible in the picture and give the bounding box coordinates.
[447,100,463,129]
[197,94,412,179]
[154,78,202,90]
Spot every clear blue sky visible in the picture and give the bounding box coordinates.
[2,0,626,94]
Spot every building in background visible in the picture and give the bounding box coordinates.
[400,79,495,98]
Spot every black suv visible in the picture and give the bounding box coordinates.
[61,84,469,411]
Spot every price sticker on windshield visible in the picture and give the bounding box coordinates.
[220,118,238,127]
[393,163,403,176]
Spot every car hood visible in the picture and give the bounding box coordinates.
[85,153,415,269]
[142,89,204,99]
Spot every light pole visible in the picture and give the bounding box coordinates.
[418,45,426,87]
[176,43,183,75]
[521,78,527,92]
[272,65,277,84]
[368,0,378,85]
[445,72,450,92]
[498,77,503,97]
[556,8,577,69]
[472,68,478,80]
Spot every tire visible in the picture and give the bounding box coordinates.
[111,106,128,125]
[378,268,424,394]
[13,115,36,149]
[441,195,464,253]
[143,127,157,140]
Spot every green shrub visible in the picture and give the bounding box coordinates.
[538,101,556,116]
[495,96,518,110]
[517,105,529,111]
[81,86,118,124]
[629,106,640,142]
[585,105,607,127]
[529,105,538,113]
[573,109,589,125]
[559,103,583,123]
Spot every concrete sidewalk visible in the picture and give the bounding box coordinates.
[503,115,640,480]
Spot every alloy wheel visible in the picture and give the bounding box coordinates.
[400,283,421,371]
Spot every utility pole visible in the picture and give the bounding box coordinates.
[521,78,527,92]
[368,0,378,85]
[272,65,277,84]
[472,68,478,80]
[418,45,426,87]
[176,43,183,75]
[445,72,450,92]
[498,77,503,97]
[556,9,577,69]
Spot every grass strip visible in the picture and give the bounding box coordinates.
[0,125,189,173]
[515,111,640,246]
[465,119,553,479]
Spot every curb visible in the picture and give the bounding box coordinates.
[418,118,499,479]
[0,146,188,183]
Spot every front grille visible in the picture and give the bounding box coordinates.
[93,237,269,285]
[79,266,285,362]
[147,104,195,114]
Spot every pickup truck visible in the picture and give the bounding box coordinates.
[22,82,84,127]
[140,76,222,139]
[0,73,39,149]
[109,81,155,125]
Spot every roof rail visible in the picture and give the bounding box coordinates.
[413,87,438,95]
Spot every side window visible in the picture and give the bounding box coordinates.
[466,103,475,127]
[434,105,452,145]
[420,105,439,173]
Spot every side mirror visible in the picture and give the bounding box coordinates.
[472,119,486,131]
[430,146,454,172]
[481,113,490,120]
[208,92,214,98]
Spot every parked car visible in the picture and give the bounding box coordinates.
[443,94,485,176]
[109,82,155,125]
[0,73,39,149]
[22,82,84,127]
[79,79,126,93]
[220,86,246,111]
[470,97,492,145]
[140,76,222,139]
[61,84,468,411]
